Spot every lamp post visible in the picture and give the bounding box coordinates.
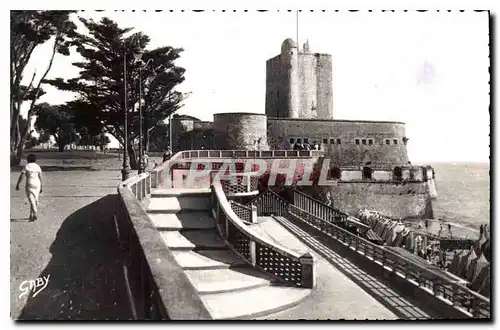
[136,58,153,174]
[121,42,131,181]
[169,111,173,151]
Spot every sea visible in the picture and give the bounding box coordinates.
[430,162,490,232]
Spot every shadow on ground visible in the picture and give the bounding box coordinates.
[17,194,134,321]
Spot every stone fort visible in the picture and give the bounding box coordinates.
[172,38,410,167]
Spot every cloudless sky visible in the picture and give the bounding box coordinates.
[22,10,490,163]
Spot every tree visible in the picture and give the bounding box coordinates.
[77,129,111,151]
[34,103,79,152]
[25,132,39,149]
[46,16,187,169]
[148,121,169,151]
[96,133,111,151]
[10,10,77,165]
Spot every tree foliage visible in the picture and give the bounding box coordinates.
[10,10,77,165]
[77,129,111,150]
[34,103,79,152]
[149,121,169,151]
[45,17,187,169]
[25,133,39,149]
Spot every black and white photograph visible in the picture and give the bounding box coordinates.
[6,2,493,323]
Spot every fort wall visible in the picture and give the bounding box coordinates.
[193,121,212,130]
[265,39,333,120]
[169,157,434,219]
[267,117,409,166]
[171,118,195,152]
[298,53,318,119]
[310,182,433,219]
[212,113,269,150]
[315,54,333,119]
[265,55,287,118]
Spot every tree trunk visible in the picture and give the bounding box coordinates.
[128,145,138,170]
[58,144,65,152]
[11,151,21,167]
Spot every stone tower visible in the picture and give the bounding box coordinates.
[265,38,333,120]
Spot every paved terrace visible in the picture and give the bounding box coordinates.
[10,160,134,320]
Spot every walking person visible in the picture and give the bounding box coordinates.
[15,154,43,221]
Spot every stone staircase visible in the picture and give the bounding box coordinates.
[146,188,311,320]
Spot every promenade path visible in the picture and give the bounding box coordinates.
[252,217,435,320]
[10,165,135,320]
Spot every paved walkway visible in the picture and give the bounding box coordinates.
[252,217,435,320]
[10,168,134,320]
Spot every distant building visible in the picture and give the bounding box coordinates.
[171,38,409,167]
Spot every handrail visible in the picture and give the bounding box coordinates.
[293,188,348,217]
[284,203,490,318]
[212,181,306,261]
[211,178,314,288]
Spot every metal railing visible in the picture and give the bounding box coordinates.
[211,177,314,288]
[230,200,255,224]
[248,190,490,319]
[292,189,348,222]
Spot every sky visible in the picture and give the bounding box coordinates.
[22,10,490,163]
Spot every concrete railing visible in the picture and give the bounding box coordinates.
[116,173,212,320]
[211,177,315,288]
[150,149,324,189]
[150,151,185,189]
[249,190,490,319]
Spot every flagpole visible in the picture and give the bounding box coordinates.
[296,10,299,51]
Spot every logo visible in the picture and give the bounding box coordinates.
[19,275,50,299]
[165,158,339,186]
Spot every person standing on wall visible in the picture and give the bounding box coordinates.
[162,146,172,163]
[293,139,303,151]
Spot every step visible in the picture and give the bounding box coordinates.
[147,196,212,213]
[149,212,215,230]
[160,230,227,250]
[200,285,311,320]
[185,268,271,294]
[172,250,249,270]
[152,188,211,197]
